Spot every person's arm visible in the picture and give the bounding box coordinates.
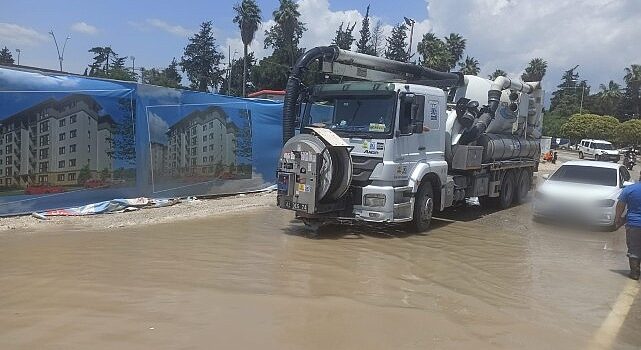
[616,187,630,227]
[615,201,627,228]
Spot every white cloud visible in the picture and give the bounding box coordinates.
[71,22,98,35]
[0,23,47,46]
[426,0,641,90]
[145,19,194,37]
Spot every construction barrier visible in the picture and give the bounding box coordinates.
[0,66,283,215]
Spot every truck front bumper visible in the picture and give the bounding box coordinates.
[353,185,414,223]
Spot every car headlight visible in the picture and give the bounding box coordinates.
[364,194,386,207]
[596,199,616,207]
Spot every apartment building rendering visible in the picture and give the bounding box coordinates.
[0,94,115,188]
[162,106,239,178]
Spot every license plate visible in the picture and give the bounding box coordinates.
[284,200,308,211]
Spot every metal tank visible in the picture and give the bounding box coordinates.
[477,133,541,162]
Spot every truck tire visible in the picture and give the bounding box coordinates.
[579,151,584,159]
[409,183,434,232]
[514,168,532,204]
[498,171,516,209]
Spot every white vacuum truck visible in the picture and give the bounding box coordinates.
[276,46,544,231]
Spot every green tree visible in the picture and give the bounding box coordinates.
[444,33,466,70]
[549,66,589,116]
[180,21,225,92]
[368,19,385,56]
[332,22,357,50]
[488,69,507,80]
[459,55,480,75]
[356,5,374,55]
[0,46,14,65]
[109,98,136,165]
[521,58,548,81]
[622,64,641,118]
[233,0,262,97]
[141,59,183,88]
[542,112,568,137]
[615,119,641,146]
[78,164,91,184]
[384,23,409,62]
[264,0,306,67]
[560,114,619,142]
[87,46,136,81]
[220,53,256,96]
[595,80,622,117]
[254,0,306,90]
[417,33,451,71]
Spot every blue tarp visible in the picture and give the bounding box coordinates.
[0,66,283,216]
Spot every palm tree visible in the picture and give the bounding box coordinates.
[488,69,507,80]
[459,56,480,75]
[444,33,466,70]
[624,64,641,117]
[233,0,261,97]
[521,58,548,81]
[599,80,622,116]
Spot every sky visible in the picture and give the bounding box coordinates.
[1,0,640,96]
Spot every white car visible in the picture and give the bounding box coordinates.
[578,139,620,162]
[533,160,634,228]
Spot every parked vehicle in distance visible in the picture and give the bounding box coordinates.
[551,137,570,150]
[578,139,620,162]
[533,160,633,229]
[24,183,65,195]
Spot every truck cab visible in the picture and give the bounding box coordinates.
[297,82,448,224]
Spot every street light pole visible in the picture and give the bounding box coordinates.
[404,17,415,62]
[130,56,136,81]
[49,31,70,71]
[15,49,20,65]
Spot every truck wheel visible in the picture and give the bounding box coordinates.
[514,169,532,204]
[578,151,584,159]
[498,171,516,209]
[410,183,434,232]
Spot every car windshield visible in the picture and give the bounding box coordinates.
[550,165,618,186]
[303,95,395,135]
[593,143,613,150]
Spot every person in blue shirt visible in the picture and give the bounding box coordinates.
[616,171,641,280]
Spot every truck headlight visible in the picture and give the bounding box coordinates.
[596,199,615,207]
[364,194,386,207]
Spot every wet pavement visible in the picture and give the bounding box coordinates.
[1,202,640,349]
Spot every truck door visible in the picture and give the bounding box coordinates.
[395,94,426,162]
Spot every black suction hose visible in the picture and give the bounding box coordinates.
[282,46,338,145]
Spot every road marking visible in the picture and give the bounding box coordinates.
[588,279,639,349]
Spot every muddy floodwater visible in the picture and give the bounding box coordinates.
[1,204,640,349]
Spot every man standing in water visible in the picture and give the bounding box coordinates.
[616,171,641,280]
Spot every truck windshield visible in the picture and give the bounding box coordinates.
[549,165,617,186]
[303,96,395,135]
[593,143,614,150]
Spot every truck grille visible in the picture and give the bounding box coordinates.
[351,156,383,185]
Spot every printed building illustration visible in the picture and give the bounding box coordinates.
[164,106,238,177]
[0,94,115,187]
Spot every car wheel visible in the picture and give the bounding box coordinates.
[498,171,516,209]
[514,168,532,204]
[409,183,434,232]
[578,151,584,159]
[595,154,601,161]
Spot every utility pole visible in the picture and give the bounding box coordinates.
[404,17,415,62]
[228,45,231,95]
[130,56,136,81]
[49,31,70,71]
[15,49,20,65]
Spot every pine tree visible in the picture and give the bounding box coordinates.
[369,20,385,56]
[332,22,356,50]
[0,46,14,65]
[180,21,225,92]
[384,23,408,62]
[356,5,374,55]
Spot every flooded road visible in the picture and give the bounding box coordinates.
[1,205,640,349]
